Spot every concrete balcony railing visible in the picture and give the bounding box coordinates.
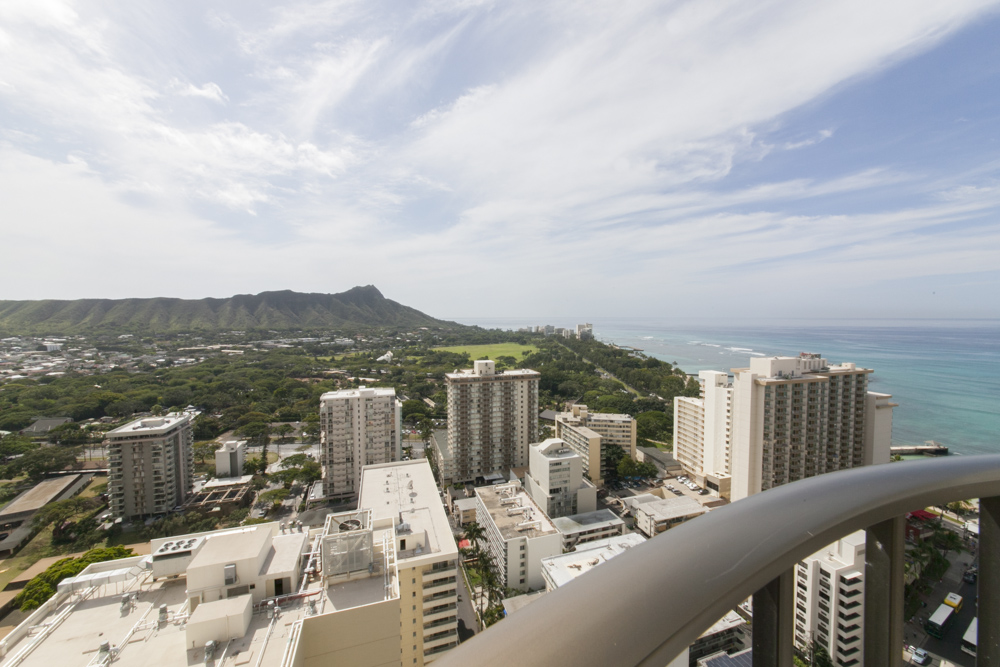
[434,455,1000,667]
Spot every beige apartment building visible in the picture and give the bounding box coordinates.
[319,387,402,499]
[445,360,539,483]
[107,413,194,519]
[674,353,896,501]
[554,404,637,486]
[357,459,460,663]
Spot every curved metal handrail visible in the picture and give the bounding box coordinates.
[435,455,1000,667]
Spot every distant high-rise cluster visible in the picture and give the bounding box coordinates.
[674,353,895,501]
[516,322,593,339]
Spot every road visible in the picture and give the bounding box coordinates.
[904,548,978,666]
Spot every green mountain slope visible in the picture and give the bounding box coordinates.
[0,286,457,334]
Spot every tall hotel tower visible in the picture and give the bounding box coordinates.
[674,353,895,501]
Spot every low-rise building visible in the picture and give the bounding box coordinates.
[475,481,562,592]
[552,509,625,551]
[182,475,254,514]
[214,440,247,478]
[633,495,707,538]
[453,497,478,526]
[540,533,646,591]
[523,438,597,518]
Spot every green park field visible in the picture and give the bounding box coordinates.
[434,342,538,360]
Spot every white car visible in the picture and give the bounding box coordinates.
[911,648,930,665]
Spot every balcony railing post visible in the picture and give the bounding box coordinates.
[981,495,999,666]
[864,516,904,667]
[752,568,794,667]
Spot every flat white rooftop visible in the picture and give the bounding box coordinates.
[476,484,557,541]
[552,509,624,536]
[358,460,457,563]
[107,413,191,437]
[320,386,397,400]
[541,533,646,589]
[0,575,306,667]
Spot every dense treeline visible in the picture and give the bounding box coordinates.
[559,337,700,400]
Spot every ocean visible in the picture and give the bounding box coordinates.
[459,317,1000,455]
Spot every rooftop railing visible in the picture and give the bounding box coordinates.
[434,455,1000,667]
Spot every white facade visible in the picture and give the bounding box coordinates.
[794,531,866,666]
[523,438,597,518]
[445,360,540,483]
[475,481,562,592]
[673,354,895,501]
[107,413,194,519]
[215,440,247,478]
[319,387,402,499]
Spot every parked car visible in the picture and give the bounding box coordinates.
[911,648,930,665]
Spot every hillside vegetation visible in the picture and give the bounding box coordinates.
[0,286,457,334]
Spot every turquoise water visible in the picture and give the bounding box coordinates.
[461,318,1000,454]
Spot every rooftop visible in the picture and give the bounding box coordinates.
[0,474,82,520]
[320,386,397,400]
[552,509,624,536]
[0,570,308,667]
[635,496,707,522]
[541,533,647,589]
[107,413,191,437]
[188,525,272,569]
[358,459,457,562]
[475,483,557,541]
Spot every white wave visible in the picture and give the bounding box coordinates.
[750,352,766,356]
[727,347,753,352]
[703,343,720,348]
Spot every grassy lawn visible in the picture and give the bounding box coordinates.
[434,343,538,360]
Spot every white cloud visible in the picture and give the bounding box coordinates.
[0,0,999,320]
[171,79,228,103]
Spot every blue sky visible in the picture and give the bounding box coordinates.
[1,1,999,321]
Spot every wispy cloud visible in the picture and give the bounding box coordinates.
[1,0,999,319]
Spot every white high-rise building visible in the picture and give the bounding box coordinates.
[319,387,402,500]
[445,360,539,483]
[674,354,895,501]
[107,414,194,519]
[794,531,866,666]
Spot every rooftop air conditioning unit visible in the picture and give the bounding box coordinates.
[224,564,237,586]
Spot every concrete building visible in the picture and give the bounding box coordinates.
[475,481,562,592]
[445,360,540,483]
[576,323,594,339]
[155,523,310,606]
[430,430,457,485]
[319,387,402,500]
[793,531,866,666]
[358,459,461,663]
[540,533,646,591]
[552,509,625,551]
[214,440,246,478]
[107,413,194,519]
[523,438,597,518]
[673,354,896,501]
[633,495,707,539]
[554,404,637,486]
